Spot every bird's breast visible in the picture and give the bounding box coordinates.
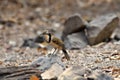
[39,42,49,47]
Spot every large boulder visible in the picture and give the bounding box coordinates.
[62,14,87,40]
[86,14,119,45]
[64,31,88,49]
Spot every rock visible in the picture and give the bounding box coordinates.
[31,54,65,72]
[86,14,119,45]
[0,66,42,80]
[0,24,4,29]
[53,22,60,28]
[58,66,113,80]
[36,30,42,35]
[64,31,88,49]
[114,78,120,80]
[114,41,120,45]
[41,63,64,80]
[87,70,113,80]
[9,40,17,47]
[113,23,120,41]
[62,14,86,40]
[58,66,91,80]
[4,54,19,62]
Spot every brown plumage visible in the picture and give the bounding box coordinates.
[34,31,70,60]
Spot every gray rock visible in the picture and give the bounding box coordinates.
[41,63,64,80]
[58,66,91,80]
[31,54,65,72]
[62,14,86,40]
[0,24,4,29]
[87,70,113,80]
[86,14,119,45]
[58,66,113,80]
[64,31,88,49]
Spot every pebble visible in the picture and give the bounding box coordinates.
[0,24,4,29]
[9,40,16,47]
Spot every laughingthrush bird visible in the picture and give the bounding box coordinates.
[34,31,70,60]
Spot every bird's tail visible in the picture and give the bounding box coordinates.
[62,49,70,60]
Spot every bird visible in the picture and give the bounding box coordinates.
[34,31,70,60]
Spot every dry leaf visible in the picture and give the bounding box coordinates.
[30,75,39,80]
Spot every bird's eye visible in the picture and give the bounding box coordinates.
[34,35,45,43]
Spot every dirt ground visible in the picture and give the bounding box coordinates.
[0,0,120,79]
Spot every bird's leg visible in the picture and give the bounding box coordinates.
[48,48,58,56]
[48,48,55,55]
[50,48,55,54]
[52,48,58,55]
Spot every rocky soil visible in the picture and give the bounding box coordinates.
[0,0,120,80]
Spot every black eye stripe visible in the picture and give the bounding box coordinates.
[48,33,51,43]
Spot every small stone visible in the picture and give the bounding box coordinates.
[9,40,16,47]
[0,24,4,29]
[24,21,30,26]
[36,31,42,35]
[41,63,64,80]
[53,22,60,28]
[88,70,113,80]
[114,41,120,45]
[58,66,113,80]
[35,7,42,12]
[5,55,17,62]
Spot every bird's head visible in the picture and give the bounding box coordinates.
[34,30,52,43]
[34,35,45,43]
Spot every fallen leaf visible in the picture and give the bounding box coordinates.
[30,75,39,80]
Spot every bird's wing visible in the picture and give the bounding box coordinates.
[51,37,65,48]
